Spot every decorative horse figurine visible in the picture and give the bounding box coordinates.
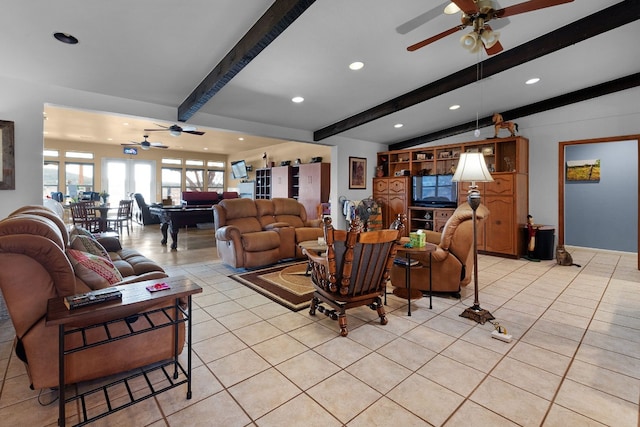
[492,113,518,138]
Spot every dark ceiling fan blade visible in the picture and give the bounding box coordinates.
[121,142,138,146]
[143,128,170,132]
[396,2,450,34]
[452,0,480,15]
[495,0,574,19]
[407,26,462,52]
[182,130,205,136]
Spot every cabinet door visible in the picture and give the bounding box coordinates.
[297,163,329,220]
[484,196,514,254]
[271,166,292,198]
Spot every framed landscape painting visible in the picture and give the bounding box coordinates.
[566,159,600,182]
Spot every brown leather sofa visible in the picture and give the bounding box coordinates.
[213,198,323,269]
[390,202,489,296]
[0,205,183,390]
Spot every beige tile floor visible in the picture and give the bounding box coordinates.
[0,224,638,426]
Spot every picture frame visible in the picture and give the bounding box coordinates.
[349,157,366,189]
[0,120,15,190]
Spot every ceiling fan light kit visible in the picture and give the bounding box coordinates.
[409,0,574,55]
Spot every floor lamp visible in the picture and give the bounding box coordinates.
[452,152,495,324]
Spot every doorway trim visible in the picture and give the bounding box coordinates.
[557,134,640,269]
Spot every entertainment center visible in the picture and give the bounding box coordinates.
[376,136,528,258]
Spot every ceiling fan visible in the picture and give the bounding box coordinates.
[121,135,168,150]
[144,123,205,136]
[407,0,574,55]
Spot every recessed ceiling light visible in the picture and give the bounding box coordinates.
[53,32,79,45]
[107,138,112,141]
[349,61,364,71]
[203,147,208,151]
[394,123,404,128]
[526,77,540,85]
[449,104,461,110]
[292,96,304,103]
[123,122,129,126]
[238,137,244,141]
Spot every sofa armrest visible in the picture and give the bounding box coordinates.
[215,225,242,241]
[117,271,168,285]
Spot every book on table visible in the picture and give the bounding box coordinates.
[64,287,122,310]
[393,257,420,267]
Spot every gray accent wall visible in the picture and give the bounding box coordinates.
[564,140,638,252]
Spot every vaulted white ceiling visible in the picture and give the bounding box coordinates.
[3,0,638,153]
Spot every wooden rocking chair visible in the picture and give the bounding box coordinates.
[303,217,401,337]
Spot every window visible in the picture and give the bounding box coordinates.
[65,151,94,160]
[207,170,224,192]
[66,162,94,199]
[162,167,182,202]
[43,161,59,198]
[185,168,204,191]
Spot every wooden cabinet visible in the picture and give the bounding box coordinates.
[271,165,294,198]
[408,206,454,233]
[297,163,330,220]
[379,136,528,257]
[373,176,409,236]
[270,163,330,220]
[255,168,271,199]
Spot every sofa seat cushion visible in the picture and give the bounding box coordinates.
[294,227,324,243]
[67,249,124,290]
[110,248,166,277]
[274,214,305,228]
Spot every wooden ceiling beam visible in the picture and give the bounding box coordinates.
[178,0,316,122]
[390,72,640,150]
[314,0,639,141]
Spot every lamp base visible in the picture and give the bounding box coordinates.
[460,305,495,324]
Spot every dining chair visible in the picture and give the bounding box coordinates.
[107,200,133,235]
[303,217,401,336]
[69,202,101,233]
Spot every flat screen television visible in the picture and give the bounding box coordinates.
[231,160,249,180]
[412,174,458,208]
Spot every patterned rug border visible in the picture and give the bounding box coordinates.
[229,261,313,312]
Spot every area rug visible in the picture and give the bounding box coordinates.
[229,262,314,311]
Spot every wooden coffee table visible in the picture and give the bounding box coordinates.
[299,240,327,276]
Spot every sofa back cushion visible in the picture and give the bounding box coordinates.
[255,199,276,228]
[216,198,262,233]
[0,214,66,249]
[272,198,306,228]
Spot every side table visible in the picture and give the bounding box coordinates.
[394,242,436,316]
[299,240,327,276]
[46,277,202,427]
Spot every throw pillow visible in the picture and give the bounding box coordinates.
[96,236,122,252]
[70,235,109,259]
[67,249,123,290]
[69,226,95,240]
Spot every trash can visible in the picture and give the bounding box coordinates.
[522,226,555,260]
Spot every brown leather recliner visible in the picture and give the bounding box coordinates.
[0,206,182,390]
[390,202,489,296]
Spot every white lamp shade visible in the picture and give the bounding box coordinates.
[452,152,494,183]
[460,32,481,53]
[481,29,500,49]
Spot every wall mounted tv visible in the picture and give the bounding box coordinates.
[231,160,249,180]
[412,174,458,208]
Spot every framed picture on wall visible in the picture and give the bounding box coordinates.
[566,159,600,182]
[349,157,366,189]
[0,120,15,190]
